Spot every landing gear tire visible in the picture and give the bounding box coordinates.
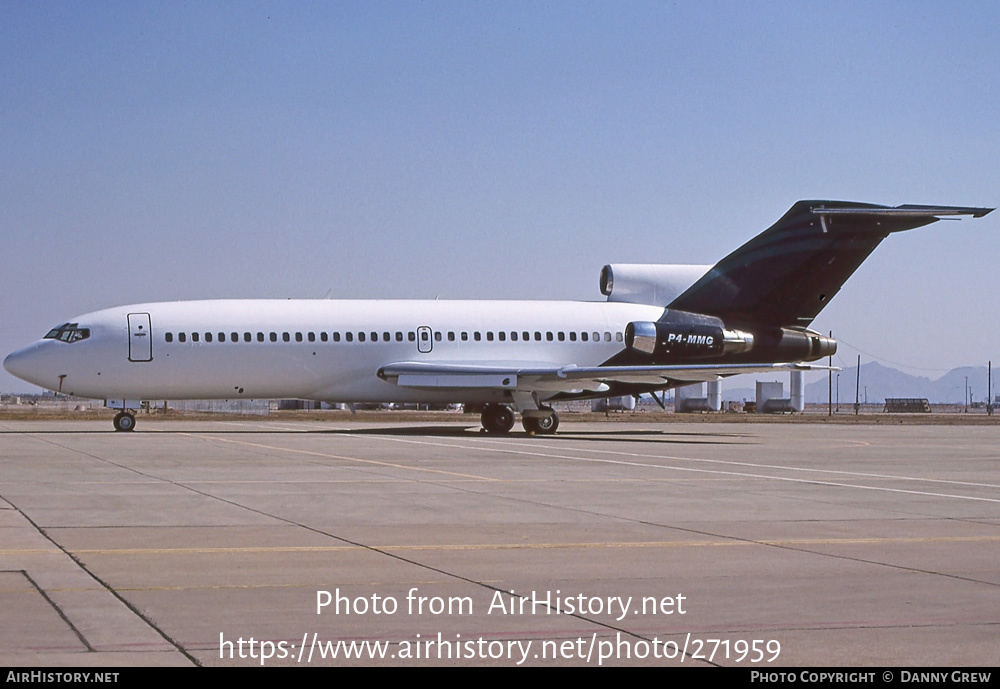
[113,412,136,432]
[522,408,559,435]
[536,408,559,434]
[481,404,515,434]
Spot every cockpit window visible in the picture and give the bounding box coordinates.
[43,322,91,343]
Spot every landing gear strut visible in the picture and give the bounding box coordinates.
[522,407,559,435]
[480,404,515,434]
[113,411,136,432]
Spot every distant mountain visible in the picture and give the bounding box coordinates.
[714,363,994,404]
[805,363,992,404]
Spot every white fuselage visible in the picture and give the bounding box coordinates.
[5,299,664,403]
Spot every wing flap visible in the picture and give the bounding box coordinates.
[397,373,517,389]
[380,361,835,391]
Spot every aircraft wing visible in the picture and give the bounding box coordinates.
[377,360,835,393]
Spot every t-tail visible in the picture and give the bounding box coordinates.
[612,201,993,366]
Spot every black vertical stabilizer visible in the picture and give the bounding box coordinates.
[666,201,992,329]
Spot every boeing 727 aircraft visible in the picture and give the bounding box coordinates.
[4,200,992,433]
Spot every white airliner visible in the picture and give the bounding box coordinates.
[4,201,992,433]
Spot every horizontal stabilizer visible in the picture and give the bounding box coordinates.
[812,205,992,219]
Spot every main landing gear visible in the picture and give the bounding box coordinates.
[480,404,515,434]
[479,404,558,435]
[522,408,559,435]
[113,411,136,432]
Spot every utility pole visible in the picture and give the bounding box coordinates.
[828,331,833,416]
[965,376,969,413]
[854,355,861,415]
[836,374,840,412]
[989,361,993,416]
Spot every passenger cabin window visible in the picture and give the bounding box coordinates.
[358,332,366,342]
[320,332,328,342]
[333,332,341,342]
[345,332,353,342]
[192,332,200,342]
[165,332,173,343]
[270,332,277,342]
[295,332,302,342]
[396,332,404,342]
[205,332,213,343]
[179,332,187,343]
[244,332,252,342]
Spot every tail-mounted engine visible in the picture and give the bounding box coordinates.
[624,310,836,363]
[625,320,754,358]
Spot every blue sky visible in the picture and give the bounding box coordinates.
[3,1,998,393]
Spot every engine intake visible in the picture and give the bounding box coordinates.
[601,264,712,306]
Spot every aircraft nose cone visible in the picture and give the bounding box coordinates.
[4,344,47,387]
[4,348,29,378]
